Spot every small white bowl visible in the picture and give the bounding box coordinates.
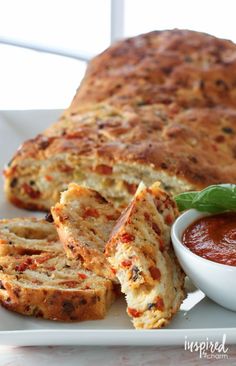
[171,209,236,312]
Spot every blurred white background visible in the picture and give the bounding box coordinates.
[1,0,236,109]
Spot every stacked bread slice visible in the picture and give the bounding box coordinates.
[0,218,115,321]
[0,218,62,256]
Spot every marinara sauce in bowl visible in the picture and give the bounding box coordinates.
[171,209,236,311]
[183,212,236,266]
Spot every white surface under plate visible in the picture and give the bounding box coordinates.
[0,109,236,346]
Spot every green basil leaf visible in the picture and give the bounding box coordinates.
[174,184,236,213]
[191,202,225,213]
[192,184,236,212]
[174,191,197,211]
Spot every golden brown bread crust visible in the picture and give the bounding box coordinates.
[4,29,236,211]
[4,287,111,322]
[70,29,236,109]
[0,265,114,322]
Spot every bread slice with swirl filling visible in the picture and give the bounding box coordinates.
[0,218,115,321]
[0,217,62,256]
[51,183,120,281]
[105,182,185,329]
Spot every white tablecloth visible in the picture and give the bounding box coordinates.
[0,345,236,365]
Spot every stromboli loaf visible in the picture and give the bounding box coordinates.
[51,183,120,281]
[4,29,236,211]
[105,182,185,329]
[0,218,115,321]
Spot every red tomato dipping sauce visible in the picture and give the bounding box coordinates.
[182,212,236,266]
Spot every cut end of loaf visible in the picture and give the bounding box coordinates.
[4,149,194,212]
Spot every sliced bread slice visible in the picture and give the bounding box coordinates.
[0,217,62,256]
[51,183,120,281]
[0,252,114,321]
[105,182,185,329]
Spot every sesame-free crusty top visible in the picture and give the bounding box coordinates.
[4,30,236,211]
[70,29,236,110]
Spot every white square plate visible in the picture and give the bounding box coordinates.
[0,110,236,346]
